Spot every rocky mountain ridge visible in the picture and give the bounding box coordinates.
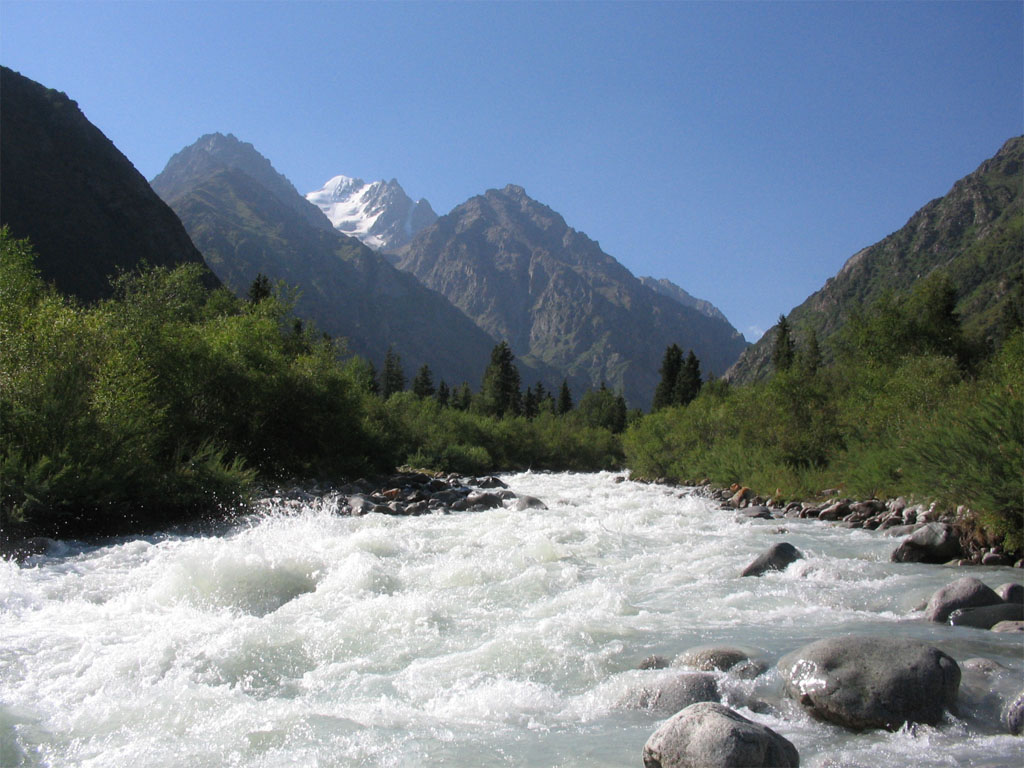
[393,184,749,409]
[151,133,500,389]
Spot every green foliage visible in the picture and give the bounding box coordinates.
[412,364,436,399]
[577,385,628,434]
[382,346,406,398]
[625,282,1024,552]
[772,315,795,372]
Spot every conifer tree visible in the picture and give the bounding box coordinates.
[652,343,683,411]
[523,385,539,419]
[673,349,702,406]
[247,273,272,304]
[772,315,795,372]
[451,382,473,411]
[479,341,522,417]
[436,380,450,408]
[557,379,573,415]
[799,328,822,375]
[382,346,406,398]
[412,364,435,399]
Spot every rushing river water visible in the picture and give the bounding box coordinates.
[2,472,1022,767]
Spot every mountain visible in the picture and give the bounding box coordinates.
[306,176,437,250]
[638,276,733,325]
[392,184,750,409]
[151,133,498,388]
[0,67,214,302]
[726,136,1024,384]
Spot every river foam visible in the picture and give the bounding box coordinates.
[2,471,1022,766]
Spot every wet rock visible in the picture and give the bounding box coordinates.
[925,576,1003,623]
[991,621,1024,632]
[674,645,768,678]
[514,495,548,511]
[818,501,850,521]
[476,475,508,489]
[741,542,803,577]
[957,658,1022,733]
[635,672,720,714]
[741,505,773,520]
[982,551,1014,566]
[728,487,753,508]
[948,602,1024,629]
[779,636,960,730]
[891,522,962,563]
[997,583,1024,603]
[1006,691,1024,735]
[642,701,799,768]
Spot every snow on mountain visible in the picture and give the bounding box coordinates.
[306,175,437,250]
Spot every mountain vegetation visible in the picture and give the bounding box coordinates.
[392,184,749,410]
[0,67,215,302]
[727,136,1024,383]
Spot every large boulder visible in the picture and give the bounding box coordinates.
[890,522,962,563]
[1006,691,1024,735]
[642,702,799,768]
[925,576,1004,623]
[741,542,803,577]
[778,636,960,730]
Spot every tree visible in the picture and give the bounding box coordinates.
[772,315,795,372]
[479,341,522,417]
[652,344,683,411]
[435,380,450,408]
[799,328,822,375]
[381,346,406,398]
[557,379,573,415]
[451,382,473,411]
[412,364,435,399]
[523,384,539,419]
[674,349,702,406]
[578,385,628,433]
[247,273,272,304]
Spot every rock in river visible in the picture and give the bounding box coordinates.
[741,542,803,577]
[642,701,799,768]
[779,636,960,730]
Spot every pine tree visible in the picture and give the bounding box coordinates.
[436,380,450,408]
[772,315,795,373]
[412,364,435,398]
[673,349,702,406]
[523,385,539,419]
[451,382,473,411]
[382,346,406,398]
[799,328,822,375]
[557,379,573,415]
[652,343,683,411]
[479,341,522,417]
[247,273,272,304]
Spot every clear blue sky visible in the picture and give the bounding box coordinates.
[3,1,1021,342]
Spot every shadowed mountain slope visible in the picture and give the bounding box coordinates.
[0,67,213,301]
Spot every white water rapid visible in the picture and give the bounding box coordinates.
[2,472,1022,767]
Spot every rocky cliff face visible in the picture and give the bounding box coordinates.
[726,136,1024,384]
[306,175,437,250]
[638,276,734,326]
[393,185,749,409]
[0,67,214,301]
[151,134,499,388]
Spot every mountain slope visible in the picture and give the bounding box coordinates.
[393,184,749,409]
[0,66,213,301]
[151,134,498,388]
[638,276,733,325]
[726,136,1024,383]
[306,176,437,250]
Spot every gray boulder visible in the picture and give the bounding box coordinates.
[635,672,720,714]
[779,636,960,730]
[997,582,1024,604]
[949,602,1024,629]
[742,505,773,520]
[890,522,961,563]
[514,495,548,511]
[674,645,768,679]
[925,576,1004,623]
[741,542,803,577]
[991,621,1024,632]
[642,702,799,768]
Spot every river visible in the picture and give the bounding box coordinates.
[2,471,1022,766]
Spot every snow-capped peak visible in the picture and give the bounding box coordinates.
[306,175,437,250]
